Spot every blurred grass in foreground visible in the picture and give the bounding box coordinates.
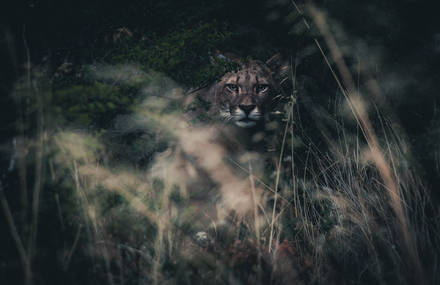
[1,5,440,285]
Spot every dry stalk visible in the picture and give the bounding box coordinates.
[303,3,425,283]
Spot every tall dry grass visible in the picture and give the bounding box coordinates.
[1,6,439,285]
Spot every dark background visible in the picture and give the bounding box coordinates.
[3,0,440,191]
[1,0,440,284]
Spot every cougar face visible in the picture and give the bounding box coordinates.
[213,59,284,128]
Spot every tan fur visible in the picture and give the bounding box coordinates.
[187,55,288,128]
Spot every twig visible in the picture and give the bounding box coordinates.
[63,224,82,271]
[0,181,32,285]
[269,99,293,252]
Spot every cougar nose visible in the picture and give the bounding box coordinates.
[239,104,256,115]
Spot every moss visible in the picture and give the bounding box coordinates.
[111,23,235,87]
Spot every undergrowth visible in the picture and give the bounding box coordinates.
[1,3,439,285]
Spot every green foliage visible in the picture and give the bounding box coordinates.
[53,82,137,130]
[111,23,235,87]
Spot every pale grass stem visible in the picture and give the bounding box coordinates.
[306,4,425,283]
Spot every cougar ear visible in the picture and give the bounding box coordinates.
[266,53,290,79]
[209,49,242,65]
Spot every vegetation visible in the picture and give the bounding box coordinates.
[1,1,439,284]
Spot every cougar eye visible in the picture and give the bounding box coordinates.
[226,84,239,92]
[256,84,269,93]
